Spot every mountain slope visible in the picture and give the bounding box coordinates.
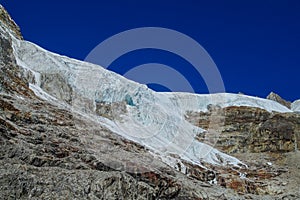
[11,32,293,169]
[0,5,299,200]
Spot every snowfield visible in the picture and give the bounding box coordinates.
[7,24,294,172]
[292,100,300,112]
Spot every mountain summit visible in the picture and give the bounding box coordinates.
[0,5,299,199]
[266,92,291,109]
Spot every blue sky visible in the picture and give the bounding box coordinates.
[2,0,299,101]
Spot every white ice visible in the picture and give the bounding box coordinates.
[7,26,293,172]
[292,100,300,112]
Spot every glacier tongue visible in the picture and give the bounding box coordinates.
[10,32,293,171]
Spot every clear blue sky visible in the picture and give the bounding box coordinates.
[2,0,299,101]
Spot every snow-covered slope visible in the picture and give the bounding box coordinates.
[292,100,300,112]
[166,92,292,113]
[8,26,293,172]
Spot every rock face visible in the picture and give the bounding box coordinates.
[187,106,300,154]
[186,105,300,198]
[267,92,291,109]
[0,5,300,200]
[0,5,22,40]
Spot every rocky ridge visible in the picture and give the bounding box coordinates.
[267,92,291,109]
[0,5,22,40]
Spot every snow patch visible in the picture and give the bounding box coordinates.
[292,100,300,112]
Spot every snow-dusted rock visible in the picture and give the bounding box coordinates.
[266,91,291,109]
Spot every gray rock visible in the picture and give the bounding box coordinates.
[267,92,291,109]
[0,5,23,40]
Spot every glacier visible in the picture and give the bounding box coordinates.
[5,22,294,173]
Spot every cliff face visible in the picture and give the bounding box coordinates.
[0,5,22,40]
[0,5,299,200]
[186,106,300,198]
[187,106,300,154]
